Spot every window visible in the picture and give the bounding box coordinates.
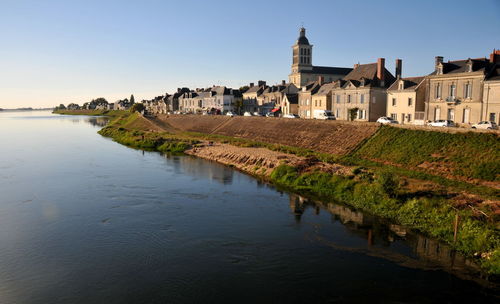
[435,83,442,99]
[360,94,364,104]
[434,107,441,120]
[336,109,340,119]
[408,98,413,106]
[347,95,351,103]
[336,95,340,104]
[464,83,472,99]
[450,84,456,98]
[390,113,397,120]
[399,83,403,90]
[392,98,396,106]
[407,114,412,122]
[319,100,322,107]
[490,113,497,123]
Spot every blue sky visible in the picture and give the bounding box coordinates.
[1,0,499,108]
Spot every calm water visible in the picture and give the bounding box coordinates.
[0,111,497,303]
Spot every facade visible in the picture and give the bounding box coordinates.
[288,28,352,88]
[386,75,426,125]
[331,58,396,122]
[242,81,267,113]
[297,80,321,118]
[483,61,500,124]
[281,93,299,115]
[425,51,500,125]
[178,86,240,114]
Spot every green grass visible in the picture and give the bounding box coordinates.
[270,164,500,275]
[53,109,127,117]
[354,126,500,181]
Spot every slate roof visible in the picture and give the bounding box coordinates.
[314,82,335,96]
[429,58,491,75]
[387,76,425,91]
[301,66,353,75]
[284,93,298,104]
[342,63,395,88]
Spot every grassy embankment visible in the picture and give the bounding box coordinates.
[78,110,500,275]
[52,109,127,117]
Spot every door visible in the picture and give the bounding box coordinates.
[434,108,440,120]
[401,113,405,124]
[447,109,455,121]
[463,108,470,123]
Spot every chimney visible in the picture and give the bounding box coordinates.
[354,63,360,69]
[249,82,254,87]
[282,80,286,86]
[435,56,444,68]
[395,59,402,79]
[377,58,385,86]
[258,80,266,87]
[318,76,324,85]
[490,49,500,64]
[177,88,181,93]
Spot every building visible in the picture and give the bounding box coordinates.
[425,50,500,125]
[386,60,427,124]
[281,93,299,115]
[297,79,322,118]
[483,53,500,124]
[242,81,267,114]
[288,28,352,88]
[331,58,396,122]
[261,81,299,114]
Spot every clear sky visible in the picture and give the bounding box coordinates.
[1,0,499,108]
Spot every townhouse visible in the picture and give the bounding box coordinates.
[331,58,395,122]
[425,50,500,125]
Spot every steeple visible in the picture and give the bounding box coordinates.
[297,27,310,45]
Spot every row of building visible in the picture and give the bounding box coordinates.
[140,28,499,125]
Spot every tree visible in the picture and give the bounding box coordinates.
[239,86,249,94]
[130,103,144,113]
[130,94,135,104]
[233,98,243,115]
[57,104,66,110]
[349,107,359,121]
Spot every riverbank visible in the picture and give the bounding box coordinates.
[63,110,499,276]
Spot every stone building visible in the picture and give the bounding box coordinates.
[288,28,352,88]
[297,79,322,118]
[281,93,299,116]
[386,60,427,124]
[331,58,396,122]
[483,55,500,124]
[425,50,500,125]
[242,81,267,113]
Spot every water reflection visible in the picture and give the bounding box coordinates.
[288,194,494,287]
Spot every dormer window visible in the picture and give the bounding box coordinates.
[437,63,443,75]
[466,59,473,72]
[360,78,365,87]
[398,81,404,90]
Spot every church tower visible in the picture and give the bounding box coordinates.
[289,27,313,87]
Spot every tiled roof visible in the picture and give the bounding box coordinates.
[342,63,395,88]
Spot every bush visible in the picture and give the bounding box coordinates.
[130,103,145,113]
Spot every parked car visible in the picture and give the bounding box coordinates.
[253,112,262,116]
[471,121,498,130]
[226,111,236,117]
[428,120,455,127]
[283,114,299,119]
[243,112,253,117]
[376,116,398,124]
[265,112,275,117]
[313,110,335,120]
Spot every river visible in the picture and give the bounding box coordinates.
[0,111,497,303]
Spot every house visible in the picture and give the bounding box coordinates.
[261,81,299,114]
[166,88,190,112]
[425,50,500,125]
[483,51,500,124]
[311,81,336,117]
[242,81,267,113]
[115,98,133,110]
[297,78,322,118]
[331,58,396,122]
[288,27,352,88]
[386,61,427,125]
[281,93,299,115]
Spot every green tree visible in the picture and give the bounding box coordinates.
[130,94,135,104]
[349,107,359,121]
[130,103,144,113]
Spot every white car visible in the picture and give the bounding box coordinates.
[428,120,455,127]
[283,114,299,119]
[243,112,252,117]
[253,112,262,116]
[226,111,236,117]
[265,112,275,117]
[377,116,398,124]
[472,121,498,130]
